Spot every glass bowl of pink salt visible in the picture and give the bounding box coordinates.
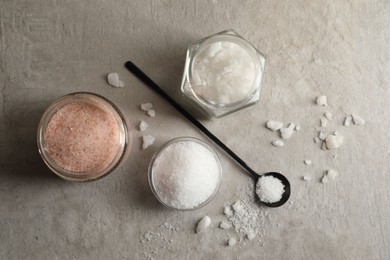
[37,92,132,181]
[148,137,222,211]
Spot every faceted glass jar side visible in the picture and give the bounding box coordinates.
[181,30,266,118]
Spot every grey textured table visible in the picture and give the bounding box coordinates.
[1,1,389,259]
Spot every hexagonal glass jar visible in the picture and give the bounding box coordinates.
[181,30,265,118]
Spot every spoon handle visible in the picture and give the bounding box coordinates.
[125,61,259,179]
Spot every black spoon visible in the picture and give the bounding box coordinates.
[125,61,291,207]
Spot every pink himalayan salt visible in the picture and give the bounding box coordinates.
[45,102,120,173]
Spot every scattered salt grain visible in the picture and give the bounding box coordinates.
[272,140,284,147]
[344,115,352,126]
[316,95,328,106]
[319,131,327,140]
[232,200,244,215]
[266,120,283,131]
[196,216,211,233]
[141,103,154,111]
[142,135,155,149]
[352,114,365,125]
[304,160,312,165]
[107,73,124,88]
[320,117,328,127]
[280,123,295,140]
[219,221,230,229]
[148,109,156,118]
[327,169,338,180]
[325,134,344,150]
[303,176,312,181]
[139,121,148,131]
[151,140,220,209]
[228,237,237,247]
[256,176,285,203]
[324,112,333,120]
[321,174,329,184]
[246,231,256,241]
[295,124,301,131]
[224,206,233,216]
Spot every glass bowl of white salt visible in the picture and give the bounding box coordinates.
[148,137,222,210]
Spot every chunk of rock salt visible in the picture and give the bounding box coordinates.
[304,160,312,165]
[147,109,156,118]
[142,135,155,149]
[344,115,352,126]
[139,121,148,131]
[324,112,333,120]
[280,123,295,140]
[228,237,237,247]
[352,114,365,125]
[107,73,124,88]
[219,221,230,230]
[196,216,211,233]
[272,140,284,147]
[224,206,233,216]
[325,135,344,150]
[303,176,312,181]
[316,95,328,106]
[232,200,244,215]
[266,120,283,131]
[141,103,153,111]
[320,118,328,127]
[327,169,338,180]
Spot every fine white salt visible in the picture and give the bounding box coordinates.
[196,216,211,233]
[142,135,155,149]
[152,140,220,209]
[256,176,285,203]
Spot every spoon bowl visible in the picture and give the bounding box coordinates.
[125,61,291,208]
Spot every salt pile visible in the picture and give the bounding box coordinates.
[151,140,220,209]
[256,176,285,204]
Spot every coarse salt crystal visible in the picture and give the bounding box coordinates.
[232,200,244,215]
[148,109,156,118]
[141,103,153,111]
[324,112,333,120]
[295,125,301,131]
[228,237,237,247]
[352,114,365,125]
[314,137,321,143]
[316,95,328,106]
[304,160,312,165]
[246,231,256,240]
[344,115,352,126]
[320,117,328,127]
[107,73,124,88]
[142,135,155,149]
[256,176,285,203]
[196,216,211,233]
[303,176,312,181]
[327,169,338,180]
[319,131,327,140]
[321,174,329,184]
[280,123,295,140]
[139,121,148,131]
[219,221,230,229]
[224,206,233,216]
[272,140,284,147]
[325,135,344,150]
[266,120,283,131]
